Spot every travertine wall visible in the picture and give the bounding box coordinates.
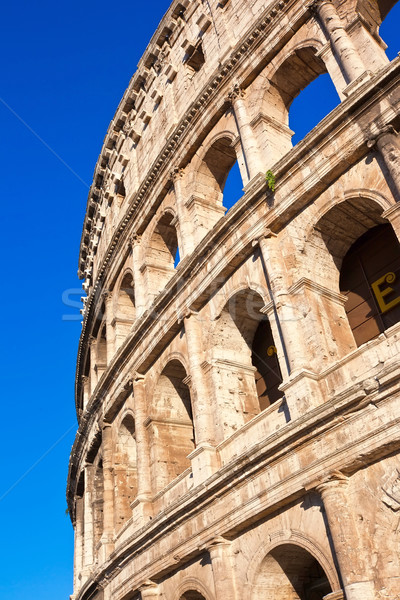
[68,1,400,599]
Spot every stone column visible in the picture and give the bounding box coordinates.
[170,168,195,257]
[256,234,292,376]
[100,423,115,560]
[310,0,367,86]
[83,463,94,569]
[139,580,160,599]
[89,336,97,395]
[228,84,263,181]
[131,234,146,317]
[132,374,153,517]
[207,537,238,600]
[183,311,219,482]
[73,496,84,591]
[369,127,400,201]
[102,291,115,364]
[316,473,375,600]
[81,376,90,411]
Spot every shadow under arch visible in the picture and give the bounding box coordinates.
[210,287,283,440]
[148,358,195,493]
[247,533,341,600]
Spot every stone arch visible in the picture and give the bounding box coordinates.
[174,577,213,600]
[248,533,340,600]
[113,412,137,530]
[210,287,283,440]
[261,44,330,164]
[113,270,136,350]
[309,195,389,286]
[144,209,180,300]
[157,350,191,382]
[304,194,395,356]
[95,321,107,380]
[196,134,239,203]
[340,222,400,346]
[148,359,195,493]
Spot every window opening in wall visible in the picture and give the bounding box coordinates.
[185,42,205,72]
[340,223,400,346]
[223,160,243,211]
[289,73,340,145]
[380,1,400,59]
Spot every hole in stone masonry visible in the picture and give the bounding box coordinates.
[289,73,340,146]
[380,2,400,59]
[222,160,243,212]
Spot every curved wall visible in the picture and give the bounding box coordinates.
[68,1,400,599]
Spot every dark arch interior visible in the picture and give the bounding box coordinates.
[252,544,332,600]
[340,223,400,346]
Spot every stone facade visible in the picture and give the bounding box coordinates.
[67,1,400,599]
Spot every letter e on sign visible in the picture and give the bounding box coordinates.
[371,272,400,314]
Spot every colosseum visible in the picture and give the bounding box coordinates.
[67,1,400,599]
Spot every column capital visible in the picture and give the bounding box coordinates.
[128,233,142,249]
[101,289,112,302]
[367,125,398,148]
[169,166,185,182]
[306,0,333,15]
[204,535,232,551]
[315,471,349,496]
[227,83,245,104]
[133,371,146,384]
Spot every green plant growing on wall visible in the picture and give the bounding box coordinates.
[265,170,276,192]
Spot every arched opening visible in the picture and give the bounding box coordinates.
[340,223,400,346]
[148,360,195,493]
[197,136,237,205]
[223,159,243,211]
[308,197,389,360]
[262,47,338,163]
[96,323,107,379]
[114,272,136,349]
[180,592,207,600]
[379,1,400,58]
[145,212,179,300]
[114,414,137,529]
[252,544,333,600]
[289,74,340,145]
[211,289,283,440]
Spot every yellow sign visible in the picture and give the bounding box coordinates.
[371,272,400,314]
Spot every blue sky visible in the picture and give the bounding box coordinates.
[0,2,398,599]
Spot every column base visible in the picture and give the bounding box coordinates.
[280,369,323,420]
[188,443,219,485]
[99,533,114,562]
[343,70,372,97]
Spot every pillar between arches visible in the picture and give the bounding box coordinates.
[183,311,219,483]
[83,462,95,571]
[99,423,115,561]
[368,127,400,204]
[308,0,370,94]
[206,537,238,600]
[314,472,375,600]
[227,84,263,182]
[132,374,153,520]
[170,167,195,257]
[130,234,146,318]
